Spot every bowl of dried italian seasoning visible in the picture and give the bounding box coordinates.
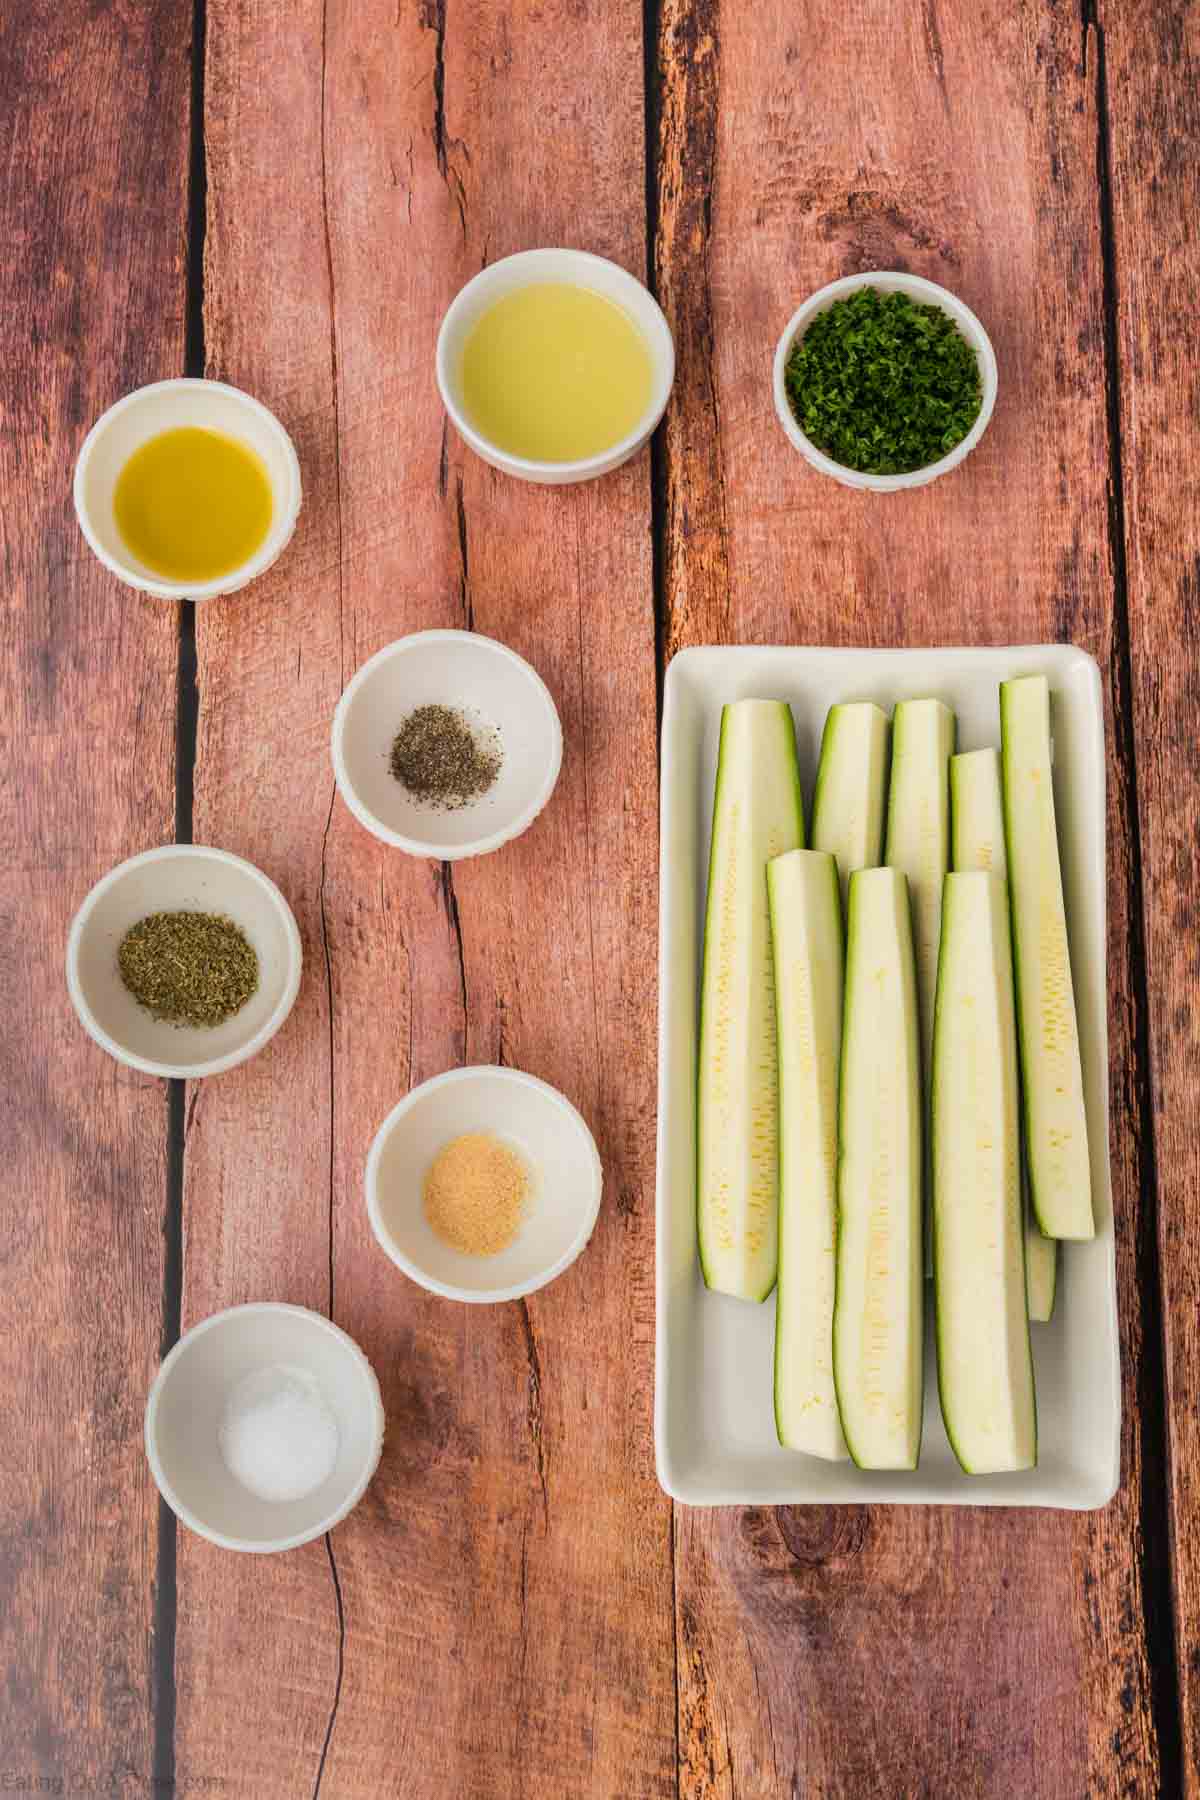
[66,845,302,1079]
[331,629,562,859]
[773,271,998,491]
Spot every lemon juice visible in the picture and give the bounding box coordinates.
[113,426,273,582]
[460,282,653,462]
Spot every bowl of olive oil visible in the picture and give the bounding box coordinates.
[437,248,674,485]
[74,378,302,600]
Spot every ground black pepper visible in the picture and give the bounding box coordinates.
[389,704,502,809]
[118,911,259,1028]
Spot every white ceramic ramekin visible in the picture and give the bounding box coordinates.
[74,378,302,599]
[145,1303,385,1553]
[773,271,998,492]
[66,844,302,1079]
[366,1066,603,1304]
[436,247,675,485]
[331,629,563,860]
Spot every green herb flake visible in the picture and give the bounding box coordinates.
[118,911,259,1028]
[784,287,983,475]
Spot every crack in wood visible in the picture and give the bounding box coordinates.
[518,1297,549,1528]
[1090,13,1185,1789]
[920,0,949,110]
[669,1504,682,1795]
[573,519,603,1118]
[517,1515,530,1715]
[437,862,468,1050]
[455,470,473,631]
[420,0,467,235]
[312,10,347,1791]
[155,0,206,1784]
[311,1532,346,1799]
[654,0,730,655]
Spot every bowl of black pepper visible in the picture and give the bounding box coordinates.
[773,271,998,492]
[331,629,563,860]
[66,845,302,1079]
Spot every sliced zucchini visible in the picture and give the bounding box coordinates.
[810,702,891,907]
[768,849,847,1460]
[833,868,924,1470]
[932,872,1037,1474]
[1024,1167,1058,1323]
[952,745,1058,1319]
[885,698,955,1271]
[698,700,805,1299]
[950,748,1007,876]
[1000,676,1094,1240]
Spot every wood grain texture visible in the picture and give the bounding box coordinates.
[173,5,348,1793]
[656,1,1166,1793]
[177,2,672,1796]
[0,0,187,1789]
[1103,1,1200,1789]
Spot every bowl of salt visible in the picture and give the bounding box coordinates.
[145,1303,385,1553]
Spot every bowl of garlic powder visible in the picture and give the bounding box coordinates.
[365,1066,603,1303]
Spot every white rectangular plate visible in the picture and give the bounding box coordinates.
[655,645,1120,1508]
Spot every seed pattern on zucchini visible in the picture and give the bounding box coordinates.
[811,701,891,909]
[933,871,1037,1474]
[951,746,1058,1320]
[698,700,805,1300]
[1000,676,1094,1240]
[833,867,924,1470]
[768,848,847,1460]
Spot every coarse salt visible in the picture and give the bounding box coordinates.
[219,1363,340,1504]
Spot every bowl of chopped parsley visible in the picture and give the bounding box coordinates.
[773,272,997,491]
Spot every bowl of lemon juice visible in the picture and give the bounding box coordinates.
[437,248,675,485]
[74,378,302,600]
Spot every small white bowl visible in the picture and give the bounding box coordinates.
[436,247,675,485]
[331,629,563,860]
[66,845,302,1079]
[145,1303,385,1554]
[74,378,302,600]
[773,271,998,492]
[366,1066,603,1304]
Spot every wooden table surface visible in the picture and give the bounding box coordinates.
[3,0,1198,1794]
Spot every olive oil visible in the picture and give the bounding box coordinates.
[113,426,273,582]
[460,282,653,462]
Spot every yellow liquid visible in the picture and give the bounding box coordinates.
[460,282,654,462]
[113,426,273,582]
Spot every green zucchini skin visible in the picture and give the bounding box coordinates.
[932,872,1037,1475]
[833,867,924,1471]
[768,849,847,1460]
[1000,677,1094,1241]
[697,701,805,1300]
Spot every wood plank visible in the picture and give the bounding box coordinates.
[1103,1,1200,1789]
[178,2,673,1795]
[173,4,346,1792]
[656,1,1166,1792]
[0,0,187,1787]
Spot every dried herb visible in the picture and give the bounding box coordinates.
[118,911,259,1028]
[389,704,502,809]
[784,287,982,475]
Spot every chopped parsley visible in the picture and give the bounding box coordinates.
[784,287,983,475]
